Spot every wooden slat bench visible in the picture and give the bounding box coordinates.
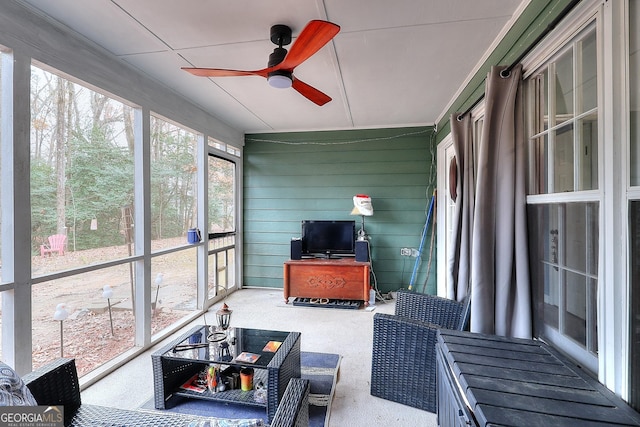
[437,329,640,426]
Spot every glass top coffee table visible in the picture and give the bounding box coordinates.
[151,325,301,423]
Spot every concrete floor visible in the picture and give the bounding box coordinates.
[81,288,437,426]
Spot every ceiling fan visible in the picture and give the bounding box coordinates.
[182,20,340,106]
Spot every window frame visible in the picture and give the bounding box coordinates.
[523,12,602,375]
[521,0,635,397]
[0,59,243,378]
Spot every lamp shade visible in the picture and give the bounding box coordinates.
[351,194,373,216]
[267,74,293,89]
[53,303,69,321]
[102,285,113,299]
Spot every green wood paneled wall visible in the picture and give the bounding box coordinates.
[243,1,577,296]
[243,126,437,294]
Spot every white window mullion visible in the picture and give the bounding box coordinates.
[575,40,584,191]
[585,203,596,353]
[548,64,557,193]
[599,0,627,397]
[1,51,33,375]
[196,133,207,310]
[134,107,152,347]
[558,205,566,335]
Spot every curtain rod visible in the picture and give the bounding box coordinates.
[456,0,581,121]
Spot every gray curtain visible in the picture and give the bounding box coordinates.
[447,114,474,302]
[470,64,532,339]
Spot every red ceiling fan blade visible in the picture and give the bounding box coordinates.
[292,78,332,106]
[278,20,340,70]
[182,21,339,106]
[182,67,269,78]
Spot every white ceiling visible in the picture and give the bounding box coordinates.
[18,0,526,134]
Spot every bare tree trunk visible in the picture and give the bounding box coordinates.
[31,72,56,162]
[54,76,67,235]
[190,143,198,228]
[151,119,163,238]
[123,106,134,153]
[91,91,107,129]
[66,81,76,248]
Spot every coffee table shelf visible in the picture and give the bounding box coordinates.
[174,368,268,408]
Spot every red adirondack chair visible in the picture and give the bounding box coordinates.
[40,234,67,257]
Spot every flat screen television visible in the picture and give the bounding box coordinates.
[301,220,356,258]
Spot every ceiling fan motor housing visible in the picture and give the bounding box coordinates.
[267,25,293,88]
[270,24,292,46]
[268,47,288,68]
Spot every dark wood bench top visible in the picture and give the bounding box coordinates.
[437,330,640,426]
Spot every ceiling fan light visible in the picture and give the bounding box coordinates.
[268,74,292,89]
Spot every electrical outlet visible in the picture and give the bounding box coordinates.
[400,247,412,256]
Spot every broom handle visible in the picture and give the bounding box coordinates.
[408,192,435,290]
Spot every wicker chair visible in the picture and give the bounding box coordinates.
[370,290,470,413]
[22,358,309,427]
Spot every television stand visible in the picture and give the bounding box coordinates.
[314,252,353,260]
[283,258,371,305]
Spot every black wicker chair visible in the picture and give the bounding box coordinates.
[22,358,309,427]
[370,290,470,413]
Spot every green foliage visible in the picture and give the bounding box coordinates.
[66,125,134,249]
[208,158,235,232]
[29,69,207,254]
[31,159,58,249]
[150,125,197,239]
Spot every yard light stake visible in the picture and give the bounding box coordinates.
[153,273,163,313]
[102,285,115,336]
[53,303,69,357]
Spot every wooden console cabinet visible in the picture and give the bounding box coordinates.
[283,258,371,305]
